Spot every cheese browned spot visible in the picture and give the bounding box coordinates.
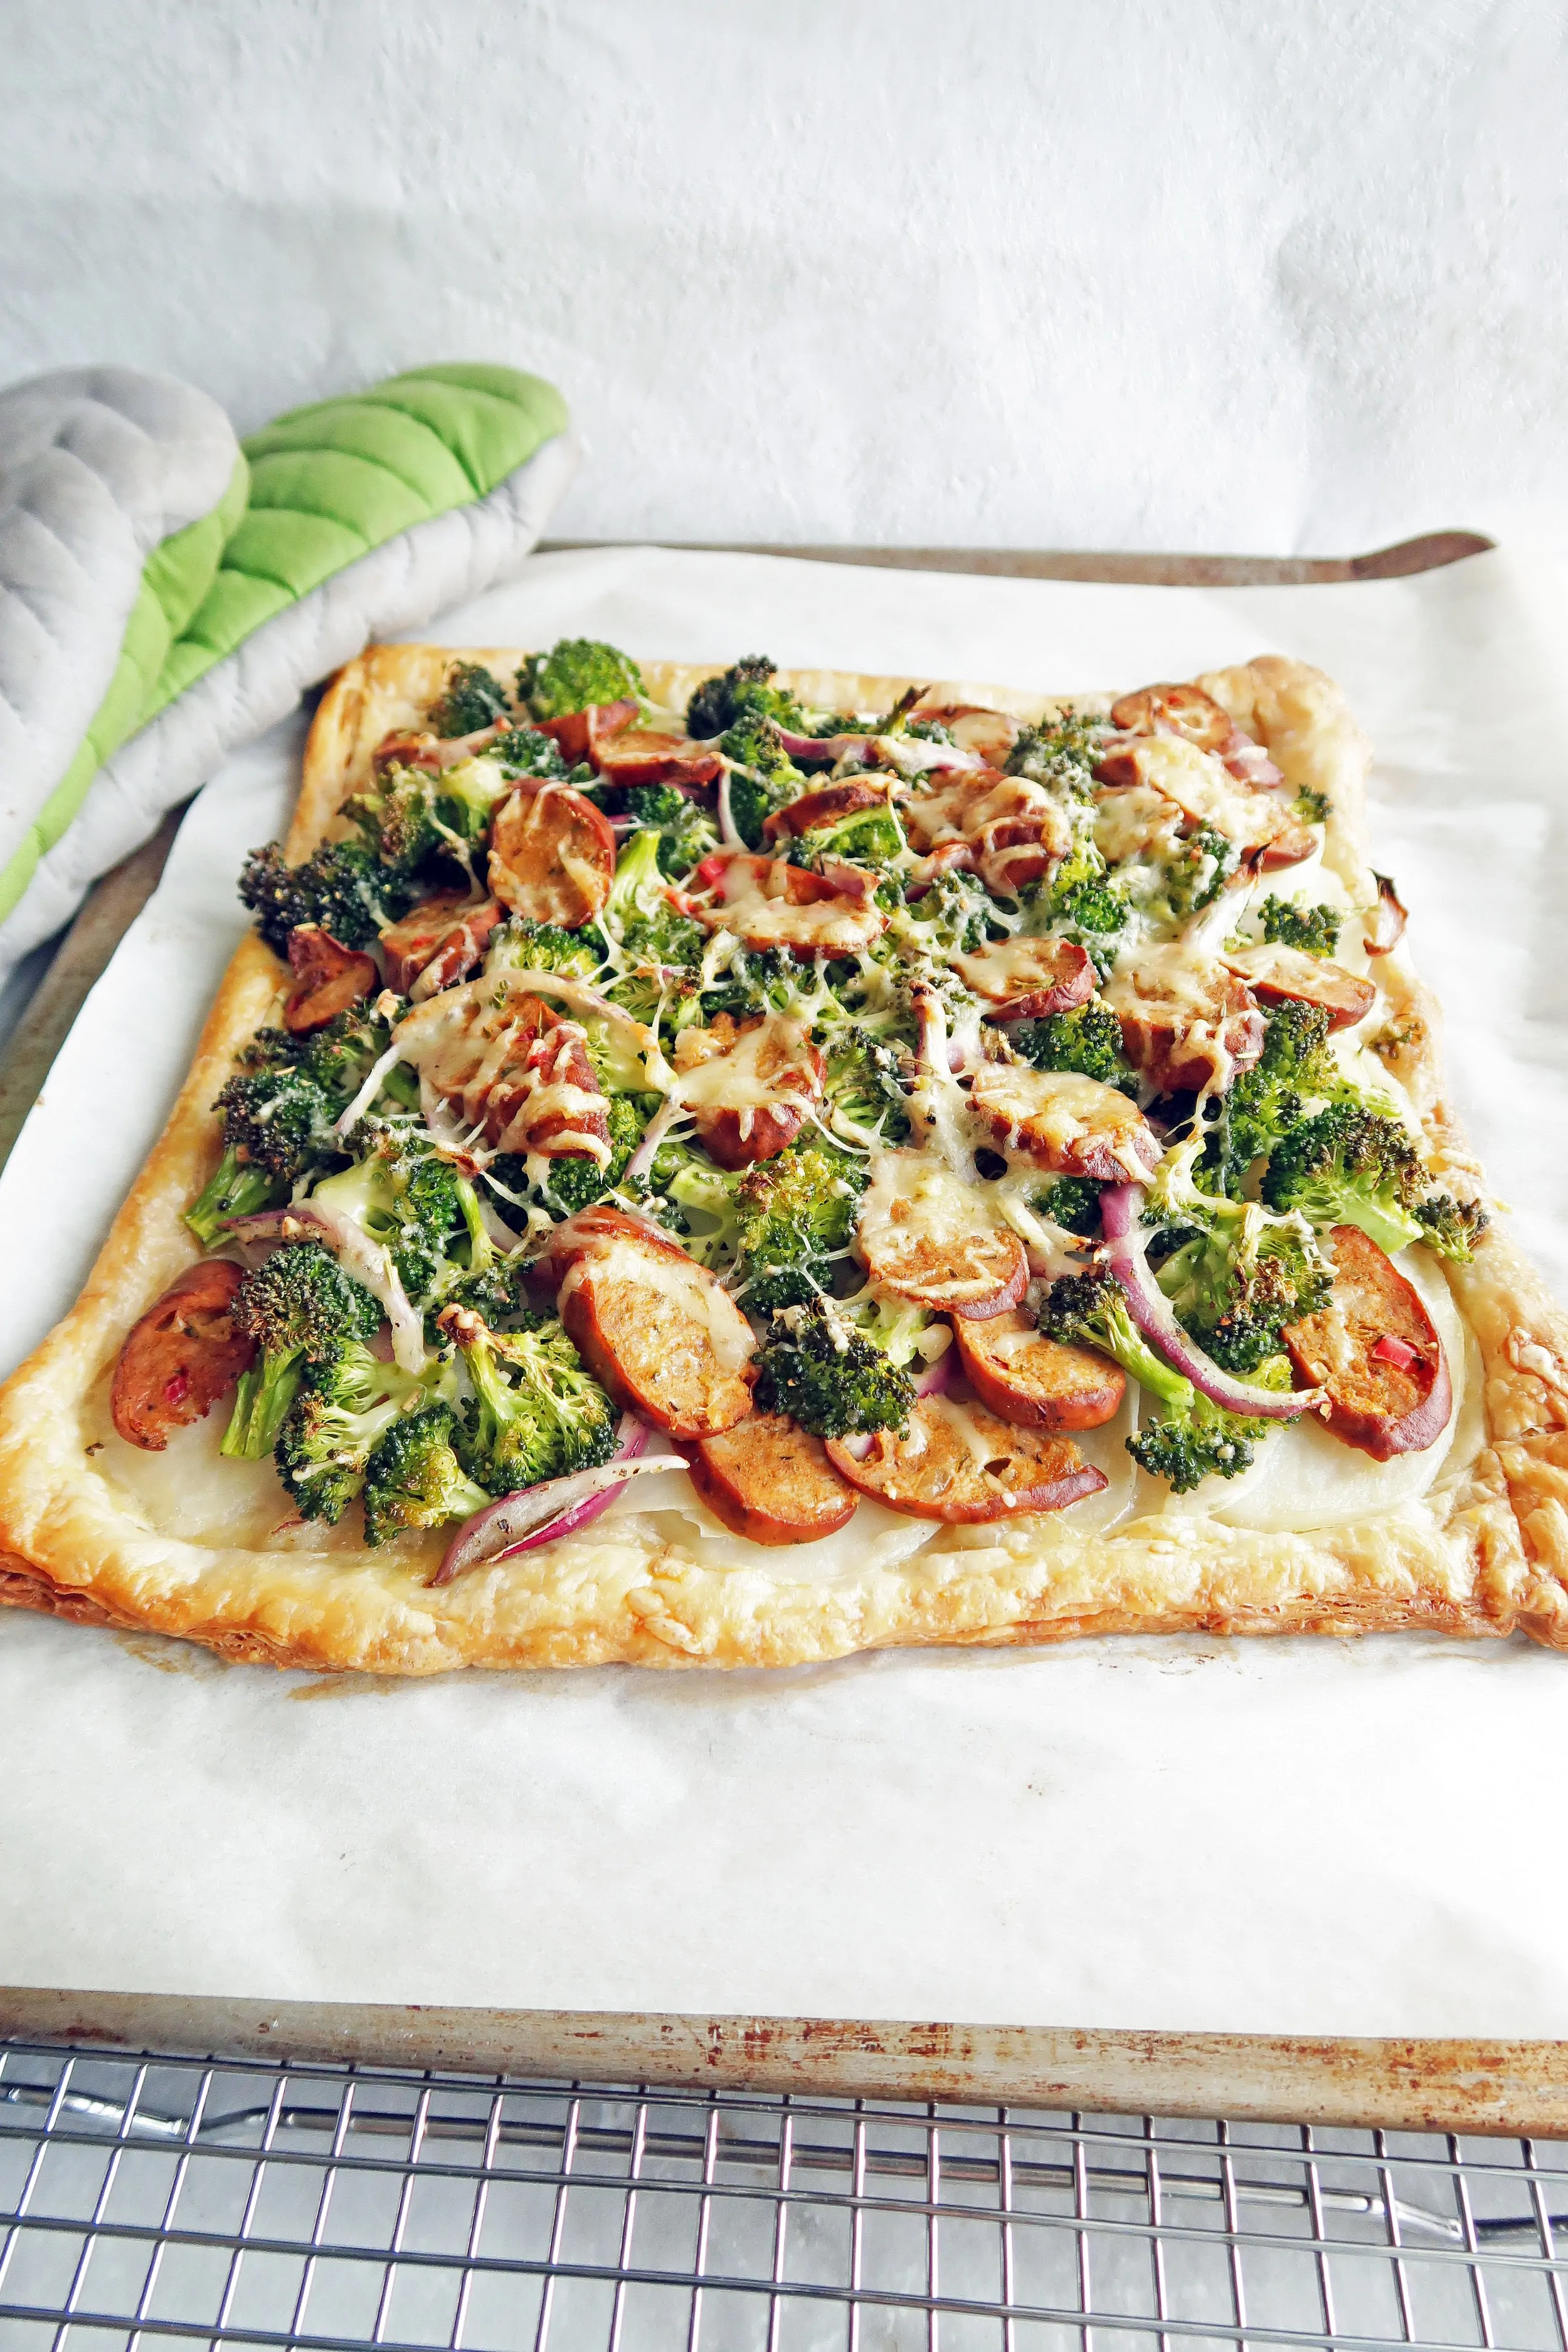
[967,1063,1161,1179]
[396,976,612,1162]
[681,1413,858,1544]
[825,1395,1106,1522]
[954,1310,1126,1431]
[1103,943,1264,1098]
[857,1150,1030,1315]
[489,784,617,930]
[559,1234,756,1439]
[948,936,1096,1021]
[671,1013,825,1170]
[1220,943,1376,1034]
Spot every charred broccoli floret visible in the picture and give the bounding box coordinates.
[342,762,446,874]
[361,1402,490,1545]
[198,1009,399,1222]
[223,1239,383,1461]
[519,638,644,721]
[486,916,604,978]
[897,869,1002,955]
[1413,1192,1490,1263]
[822,1034,911,1146]
[1013,1002,1136,1095]
[1148,1140,1330,1375]
[1040,1269,1276,1492]
[273,1340,427,1524]
[686,656,802,741]
[753,1298,916,1440]
[731,1137,868,1309]
[1163,824,1237,916]
[211,1064,339,1187]
[430,660,511,738]
[1259,1100,1426,1254]
[533,1094,651,1218]
[1258,896,1341,956]
[312,1123,502,1328]
[1213,999,1339,1190]
[238,839,406,955]
[1038,1177,1104,1236]
[444,1308,617,1493]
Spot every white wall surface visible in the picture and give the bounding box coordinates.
[6,0,1567,555]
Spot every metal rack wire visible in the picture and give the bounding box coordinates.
[6,2039,1568,2352]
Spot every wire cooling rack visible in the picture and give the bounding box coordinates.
[5,2039,1568,2352]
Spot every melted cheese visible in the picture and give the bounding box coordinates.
[950,937,1076,1002]
[968,1064,1155,1180]
[1103,941,1249,1100]
[670,1014,817,1138]
[1113,734,1285,852]
[397,976,608,1162]
[710,857,886,955]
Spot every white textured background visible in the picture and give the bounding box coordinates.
[6,0,1567,554]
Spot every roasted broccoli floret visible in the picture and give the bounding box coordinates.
[487,917,604,978]
[686,655,802,741]
[796,803,906,869]
[430,659,511,738]
[313,1124,504,1330]
[1213,999,1339,1190]
[211,1064,340,1187]
[490,723,571,780]
[184,1145,287,1248]
[273,1339,426,1524]
[533,1094,651,1217]
[1294,785,1331,824]
[621,783,719,880]
[1148,1140,1330,1375]
[733,1137,868,1309]
[600,827,709,970]
[1039,1269,1275,1492]
[342,762,445,874]
[753,1299,916,1440]
[432,755,514,848]
[822,1034,911,1146]
[444,1308,617,1493]
[361,1402,490,1545]
[238,839,406,955]
[1013,1002,1136,1095]
[1038,1176,1104,1235]
[519,638,644,721]
[896,868,1002,955]
[1005,708,1104,791]
[837,1285,946,1367]
[1258,896,1341,956]
[1163,824,1238,916]
[1413,1192,1490,1263]
[1259,1100,1426,1254]
[223,1239,383,1461]
[717,704,809,849]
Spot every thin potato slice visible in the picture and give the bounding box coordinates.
[489,784,617,929]
[825,1395,1106,1522]
[682,1413,858,1544]
[967,1062,1161,1179]
[111,1261,256,1452]
[955,1310,1126,1430]
[1281,1223,1452,1461]
[1220,943,1376,1032]
[559,1234,756,1439]
[857,1150,1029,1316]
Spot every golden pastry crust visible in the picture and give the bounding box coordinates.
[1,646,1564,1673]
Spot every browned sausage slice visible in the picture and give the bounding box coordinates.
[111,1260,257,1452]
[534,697,640,765]
[559,1233,756,1439]
[1110,681,1234,752]
[967,1064,1162,1179]
[1220,943,1376,1032]
[948,936,1096,1020]
[955,1311,1126,1431]
[408,899,504,1001]
[379,892,473,993]
[1280,1224,1451,1460]
[670,1013,825,1170]
[682,1413,857,1544]
[908,702,1020,766]
[396,983,611,1158]
[762,779,892,840]
[1101,946,1264,1096]
[283,926,378,1034]
[489,785,617,929]
[856,1151,1029,1317]
[825,1396,1106,1522]
[593,728,724,787]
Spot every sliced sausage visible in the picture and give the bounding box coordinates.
[762,779,892,840]
[856,1150,1029,1317]
[671,1013,825,1170]
[489,785,617,929]
[908,702,1020,766]
[559,1233,755,1439]
[408,899,504,1002]
[110,1260,257,1452]
[901,770,1074,896]
[967,1064,1162,1179]
[371,729,443,776]
[1220,943,1375,1032]
[948,936,1096,1020]
[380,892,474,993]
[825,1396,1107,1522]
[954,1310,1126,1431]
[1110,681,1234,753]
[681,1412,858,1544]
[396,982,611,1158]
[1093,735,1311,870]
[1101,946,1264,1096]
[534,697,640,765]
[283,925,378,1034]
[682,853,887,958]
[593,728,724,788]
[543,1204,691,1278]
[1280,1223,1452,1461]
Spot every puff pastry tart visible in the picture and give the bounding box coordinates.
[4,642,1567,1673]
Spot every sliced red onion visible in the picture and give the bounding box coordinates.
[432,1415,669,1584]
[775,728,867,765]
[1371,1333,1417,1370]
[1098,1183,1320,1420]
[913,1349,953,1397]
[222,1202,426,1374]
[716,768,746,849]
[622,1096,683,1186]
[1367,872,1407,955]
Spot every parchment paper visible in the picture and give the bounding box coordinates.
[3,543,1567,2037]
